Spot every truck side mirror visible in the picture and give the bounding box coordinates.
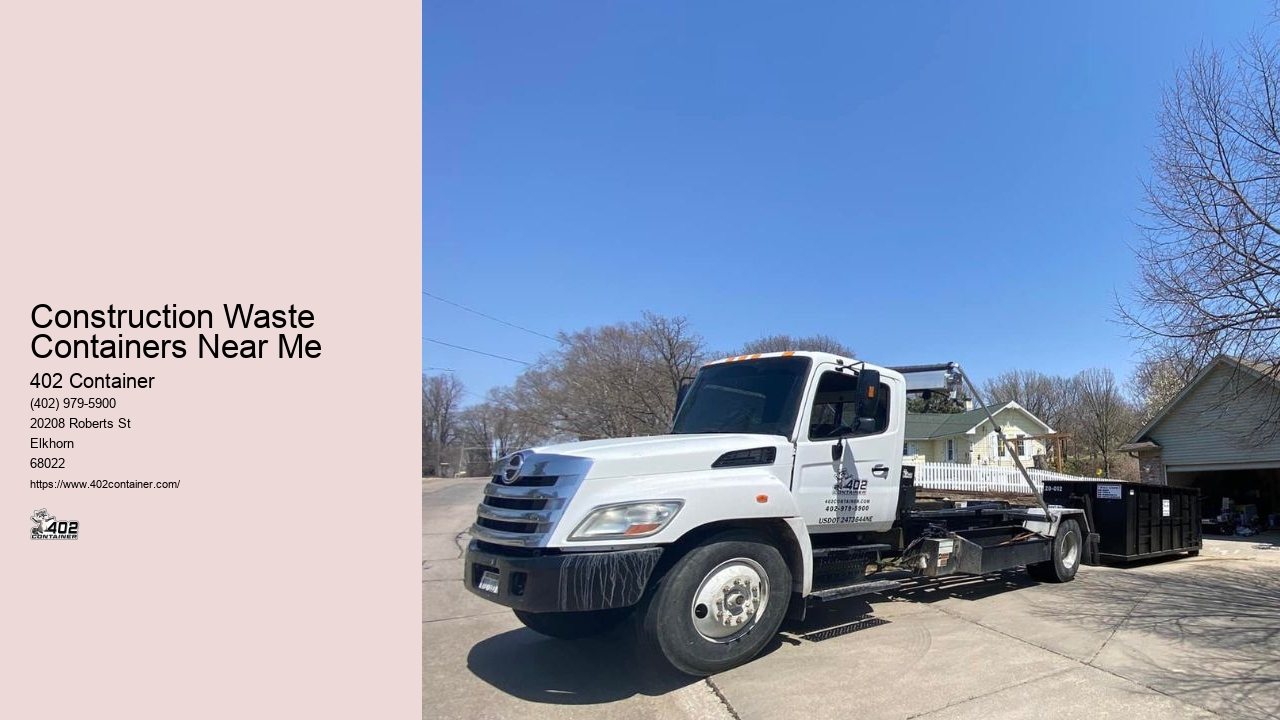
[856,369,882,421]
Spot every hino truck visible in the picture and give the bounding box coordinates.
[463,352,1095,675]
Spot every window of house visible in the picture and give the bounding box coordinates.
[1017,435,1027,457]
[945,438,955,461]
[997,433,1006,457]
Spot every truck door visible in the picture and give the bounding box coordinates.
[793,364,902,533]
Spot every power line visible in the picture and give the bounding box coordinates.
[423,290,561,343]
[423,337,532,365]
[425,366,455,372]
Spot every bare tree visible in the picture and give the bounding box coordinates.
[1065,368,1140,479]
[982,369,1072,429]
[640,312,706,415]
[510,313,707,440]
[458,387,545,473]
[737,333,855,358]
[1121,34,1280,429]
[423,372,465,476]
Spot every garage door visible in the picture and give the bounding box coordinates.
[1168,467,1280,527]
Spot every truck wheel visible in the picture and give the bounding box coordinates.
[1027,518,1082,583]
[639,531,791,676]
[513,608,632,639]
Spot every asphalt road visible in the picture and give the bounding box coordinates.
[424,477,1280,720]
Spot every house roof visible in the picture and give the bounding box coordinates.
[1130,354,1280,443]
[905,401,1054,440]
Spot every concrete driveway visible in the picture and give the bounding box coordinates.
[424,477,1280,719]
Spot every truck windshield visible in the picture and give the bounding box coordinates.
[671,356,811,436]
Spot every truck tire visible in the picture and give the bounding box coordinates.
[1027,518,1082,583]
[638,530,791,676]
[513,608,632,639]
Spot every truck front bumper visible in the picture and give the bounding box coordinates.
[464,541,664,613]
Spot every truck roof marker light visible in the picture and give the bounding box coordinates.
[782,350,795,357]
[750,354,760,359]
[756,494,768,504]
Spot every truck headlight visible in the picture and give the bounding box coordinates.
[568,501,683,540]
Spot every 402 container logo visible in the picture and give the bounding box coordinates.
[30,508,78,540]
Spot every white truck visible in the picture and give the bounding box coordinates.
[464,352,1094,675]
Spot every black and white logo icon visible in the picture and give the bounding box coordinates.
[30,508,78,540]
[500,453,525,484]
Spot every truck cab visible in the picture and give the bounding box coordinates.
[464,351,1087,675]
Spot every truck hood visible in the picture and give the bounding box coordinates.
[531,433,791,480]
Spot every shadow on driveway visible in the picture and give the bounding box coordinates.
[465,570,1060,705]
[887,569,1038,603]
[1042,560,1280,719]
[466,622,696,705]
[765,571,1038,649]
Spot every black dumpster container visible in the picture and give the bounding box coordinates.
[1041,480,1201,561]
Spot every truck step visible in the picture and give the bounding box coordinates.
[811,543,891,558]
[809,579,901,603]
[812,544,894,589]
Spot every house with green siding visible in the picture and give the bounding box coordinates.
[1122,355,1280,522]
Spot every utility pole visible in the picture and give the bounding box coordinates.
[436,409,445,476]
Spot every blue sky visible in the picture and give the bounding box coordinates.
[425,2,1267,402]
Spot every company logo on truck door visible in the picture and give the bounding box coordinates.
[825,468,873,523]
[833,468,868,493]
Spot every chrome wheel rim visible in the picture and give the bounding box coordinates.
[1061,529,1080,569]
[690,557,768,643]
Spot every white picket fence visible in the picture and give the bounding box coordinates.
[914,462,1097,495]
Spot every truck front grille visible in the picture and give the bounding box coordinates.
[481,494,546,511]
[475,517,541,534]
[471,474,573,547]
[490,473,559,487]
